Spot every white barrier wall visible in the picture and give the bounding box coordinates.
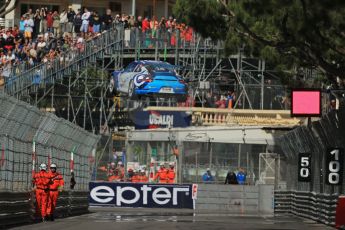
[195,184,274,214]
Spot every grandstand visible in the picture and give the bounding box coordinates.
[3,23,288,134]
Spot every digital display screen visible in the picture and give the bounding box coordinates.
[291,89,321,117]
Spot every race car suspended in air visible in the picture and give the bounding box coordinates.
[110,60,188,102]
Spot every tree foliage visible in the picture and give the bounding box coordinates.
[174,0,345,83]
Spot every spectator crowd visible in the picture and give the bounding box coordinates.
[0,6,194,89]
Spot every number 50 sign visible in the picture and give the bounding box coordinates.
[326,148,344,185]
[298,153,311,182]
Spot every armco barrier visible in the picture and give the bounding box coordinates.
[0,192,32,227]
[274,190,338,227]
[0,190,89,228]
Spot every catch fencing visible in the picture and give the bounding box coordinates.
[0,93,100,192]
[275,101,345,226]
[278,106,345,194]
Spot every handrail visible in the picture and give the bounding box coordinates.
[144,106,302,127]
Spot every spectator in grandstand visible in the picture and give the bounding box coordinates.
[158,16,167,47]
[4,31,15,51]
[26,8,34,19]
[226,90,236,109]
[33,9,41,37]
[73,10,82,35]
[150,16,159,39]
[60,9,68,35]
[101,9,113,31]
[91,12,101,33]
[215,95,227,108]
[113,14,121,25]
[129,15,135,28]
[166,16,174,47]
[5,49,15,62]
[67,7,75,33]
[19,16,25,34]
[225,170,238,184]
[202,168,214,182]
[36,34,46,48]
[183,26,193,47]
[81,8,91,37]
[142,16,150,48]
[0,9,197,88]
[136,16,143,30]
[45,11,53,33]
[39,8,47,34]
[24,14,34,42]
[205,92,216,108]
[52,11,60,37]
[236,168,246,185]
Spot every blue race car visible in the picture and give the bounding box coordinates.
[110,60,188,102]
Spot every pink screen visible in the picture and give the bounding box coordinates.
[292,91,320,115]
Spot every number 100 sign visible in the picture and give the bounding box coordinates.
[326,148,344,185]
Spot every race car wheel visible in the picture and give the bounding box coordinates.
[128,79,137,99]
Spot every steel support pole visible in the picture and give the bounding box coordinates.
[238,143,242,169]
[132,0,136,16]
[83,69,87,129]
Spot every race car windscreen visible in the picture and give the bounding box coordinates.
[146,63,177,73]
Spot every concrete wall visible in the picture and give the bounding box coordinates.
[195,184,274,214]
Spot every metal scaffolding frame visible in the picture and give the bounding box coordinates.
[4,25,287,134]
[5,26,124,134]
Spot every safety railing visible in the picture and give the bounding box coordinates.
[123,27,217,50]
[144,106,302,127]
[4,25,124,96]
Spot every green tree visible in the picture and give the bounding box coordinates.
[174,0,345,84]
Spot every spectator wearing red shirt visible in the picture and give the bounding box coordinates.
[215,95,227,108]
[142,17,150,33]
[184,26,193,45]
[46,11,53,32]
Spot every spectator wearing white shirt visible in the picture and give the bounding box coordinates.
[81,8,91,37]
[5,50,15,63]
[24,14,34,41]
[60,9,68,35]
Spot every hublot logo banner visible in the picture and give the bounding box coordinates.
[89,182,195,209]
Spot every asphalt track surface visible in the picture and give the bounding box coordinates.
[10,208,334,230]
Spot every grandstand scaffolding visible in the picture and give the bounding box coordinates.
[4,25,287,133]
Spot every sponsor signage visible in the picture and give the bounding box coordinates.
[89,182,195,209]
[132,111,191,129]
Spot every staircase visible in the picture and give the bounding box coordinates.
[5,26,124,99]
